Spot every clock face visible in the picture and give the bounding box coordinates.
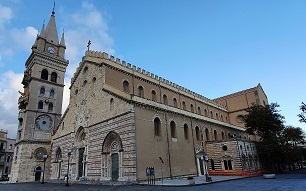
[48,46,55,54]
[34,147,47,161]
[35,115,52,130]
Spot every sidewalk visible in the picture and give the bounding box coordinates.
[140,175,245,186]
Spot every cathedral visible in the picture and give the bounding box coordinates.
[10,8,267,183]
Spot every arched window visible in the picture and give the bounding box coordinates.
[48,103,53,112]
[83,66,88,75]
[190,104,194,113]
[221,131,225,140]
[225,116,228,122]
[220,115,223,122]
[210,111,214,118]
[163,94,168,105]
[216,113,219,120]
[138,86,144,98]
[123,80,129,93]
[41,69,48,80]
[18,118,23,127]
[40,87,45,95]
[51,72,57,83]
[154,117,161,136]
[110,98,114,111]
[50,89,55,98]
[83,80,87,99]
[170,121,177,138]
[151,90,157,101]
[173,98,177,107]
[184,124,189,140]
[38,101,43,109]
[198,106,201,115]
[204,109,208,117]
[182,101,186,110]
[228,133,231,139]
[92,77,96,92]
[6,155,11,162]
[214,130,218,141]
[195,126,200,141]
[205,128,209,141]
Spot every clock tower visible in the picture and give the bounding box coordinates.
[10,9,68,182]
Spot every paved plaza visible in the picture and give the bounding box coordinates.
[1,169,306,191]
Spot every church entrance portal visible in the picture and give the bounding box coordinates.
[34,166,42,181]
[111,153,119,181]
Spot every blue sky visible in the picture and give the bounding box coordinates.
[0,0,306,138]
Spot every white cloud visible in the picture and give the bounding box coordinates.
[0,4,13,30]
[63,1,114,78]
[0,71,23,138]
[10,26,38,51]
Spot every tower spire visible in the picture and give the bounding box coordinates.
[52,0,55,15]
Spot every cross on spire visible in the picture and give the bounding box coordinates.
[87,40,91,51]
[52,0,55,15]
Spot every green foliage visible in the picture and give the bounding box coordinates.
[243,103,285,141]
[298,102,306,123]
[243,103,306,172]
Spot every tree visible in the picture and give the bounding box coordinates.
[243,103,285,172]
[298,102,306,123]
[244,103,285,141]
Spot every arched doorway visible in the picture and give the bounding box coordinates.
[101,131,123,181]
[35,166,42,181]
[74,127,87,180]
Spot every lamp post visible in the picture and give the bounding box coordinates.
[41,154,48,184]
[65,151,71,186]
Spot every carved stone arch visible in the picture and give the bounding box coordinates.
[102,131,123,153]
[75,126,86,146]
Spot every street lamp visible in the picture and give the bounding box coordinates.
[65,151,71,186]
[41,154,48,184]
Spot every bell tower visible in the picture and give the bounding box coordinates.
[10,8,68,183]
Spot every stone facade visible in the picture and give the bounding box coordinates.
[10,10,68,183]
[12,8,268,184]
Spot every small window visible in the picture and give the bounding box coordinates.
[163,94,168,105]
[138,86,144,98]
[110,98,114,111]
[198,107,201,115]
[182,101,186,110]
[18,118,23,127]
[123,80,129,93]
[83,80,87,99]
[151,90,157,101]
[210,111,213,118]
[220,115,223,122]
[170,121,176,138]
[9,144,12,150]
[214,130,217,141]
[83,66,88,75]
[154,117,161,136]
[173,98,177,107]
[41,69,48,80]
[50,89,55,98]
[6,155,11,162]
[205,128,209,141]
[228,133,231,139]
[38,101,43,109]
[221,131,225,140]
[195,126,200,141]
[48,103,53,112]
[62,122,65,130]
[92,77,96,92]
[51,72,57,83]
[184,124,189,140]
[190,104,194,113]
[204,109,208,117]
[40,87,45,95]
[216,113,219,120]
